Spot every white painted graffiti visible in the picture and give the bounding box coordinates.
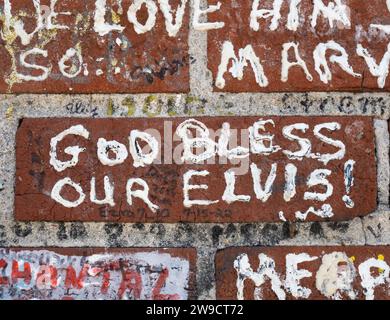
[234,250,390,300]
[48,118,358,221]
[1,1,389,88]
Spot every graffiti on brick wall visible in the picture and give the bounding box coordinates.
[15,116,376,223]
[216,247,390,300]
[1,1,390,92]
[208,0,390,91]
[0,248,195,300]
[0,0,191,93]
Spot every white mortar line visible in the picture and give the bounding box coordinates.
[189,0,213,97]
[374,119,390,206]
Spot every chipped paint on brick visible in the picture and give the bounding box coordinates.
[0,248,196,300]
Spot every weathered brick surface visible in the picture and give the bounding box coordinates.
[208,0,390,92]
[216,246,390,300]
[0,0,190,93]
[0,0,389,302]
[0,247,196,300]
[15,116,376,222]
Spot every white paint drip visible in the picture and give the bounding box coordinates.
[222,170,251,204]
[83,63,89,76]
[285,253,318,299]
[176,119,216,164]
[295,204,334,220]
[370,24,390,34]
[313,41,361,84]
[193,0,225,31]
[59,48,83,79]
[126,178,159,213]
[284,163,297,202]
[90,176,115,207]
[97,138,129,166]
[234,253,286,300]
[310,122,346,165]
[281,42,313,82]
[94,0,125,36]
[4,0,43,46]
[183,170,219,207]
[282,123,311,160]
[304,169,333,202]
[287,0,302,31]
[218,122,249,159]
[250,0,283,31]
[51,177,86,208]
[250,163,277,203]
[46,0,71,30]
[158,0,187,37]
[216,41,269,89]
[311,0,351,29]
[278,211,287,222]
[342,159,356,208]
[129,130,159,168]
[17,49,51,82]
[357,43,390,89]
[370,2,390,34]
[315,252,357,300]
[249,119,281,155]
[127,0,158,34]
[358,258,390,300]
[49,125,90,172]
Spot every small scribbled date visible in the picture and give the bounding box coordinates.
[183,208,233,218]
[99,207,170,219]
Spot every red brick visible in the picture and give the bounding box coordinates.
[208,0,390,92]
[15,116,376,222]
[0,247,196,300]
[0,0,189,93]
[216,246,390,300]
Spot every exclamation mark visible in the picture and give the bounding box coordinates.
[342,160,356,208]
